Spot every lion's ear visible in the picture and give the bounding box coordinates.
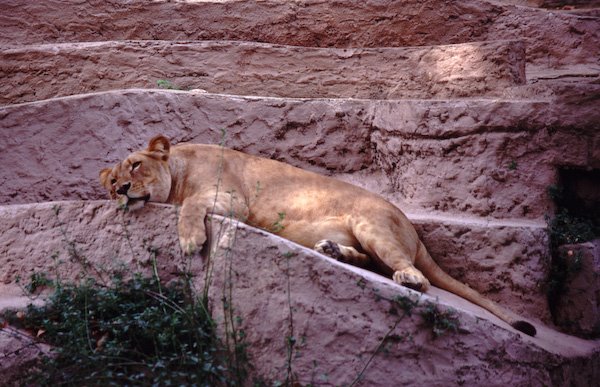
[99,167,113,188]
[147,135,171,161]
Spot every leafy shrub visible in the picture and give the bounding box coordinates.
[546,191,598,317]
[547,208,596,249]
[4,275,229,386]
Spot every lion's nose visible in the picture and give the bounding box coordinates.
[116,183,131,195]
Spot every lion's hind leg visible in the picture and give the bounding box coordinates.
[350,215,431,292]
[314,240,371,268]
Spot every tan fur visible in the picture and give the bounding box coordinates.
[100,135,536,336]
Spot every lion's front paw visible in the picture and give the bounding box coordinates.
[314,240,344,260]
[393,267,430,292]
[179,234,205,256]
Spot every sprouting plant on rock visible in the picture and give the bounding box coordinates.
[420,302,460,338]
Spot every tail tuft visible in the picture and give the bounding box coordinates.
[512,320,536,336]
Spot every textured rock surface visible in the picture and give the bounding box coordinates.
[0,91,374,204]
[0,203,598,385]
[0,39,526,105]
[2,90,598,220]
[0,201,549,321]
[1,0,599,381]
[0,202,181,288]
[412,218,550,321]
[0,0,597,68]
[555,241,600,336]
[3,88,599,324]
[0,327,51,383]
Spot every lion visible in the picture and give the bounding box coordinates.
[100,135,536,336]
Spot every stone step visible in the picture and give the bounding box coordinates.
[0,39,526,105]
[0,202,597,385]
[1,90,597,221]
[0,0,597,68]
[537,0,600,8]
[498,0,600,7]
[0,200,550,322]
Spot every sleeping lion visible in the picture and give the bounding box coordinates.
[100,135,536,336]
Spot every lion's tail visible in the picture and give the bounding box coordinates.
[415,242,537,337]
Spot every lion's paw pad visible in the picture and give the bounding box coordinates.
[393,268,430,292]
[314,240,344,260]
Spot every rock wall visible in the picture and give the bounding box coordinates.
[1,0,599,382]
[1,202,598,385]
[0,40,526,105]
[555,241,600,337]
[0,0,598,67]
[1,82,598,324]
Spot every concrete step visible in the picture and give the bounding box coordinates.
[0,0,597,68]
[0,203,597,385]
[0,39,526,105]
[1,90,598,221]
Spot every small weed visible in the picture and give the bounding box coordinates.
[391,294,419,317]
[284,251,297,386]
[547,247,587,315]
[507,160,518,171]
[546,182,599,318]
[156,79,181,90]
[349,292,422,386]
[24,272,53,294]
[420,302,460,338]
[271,212,286,233]
[356,278,367,290]
[15,272,53,295]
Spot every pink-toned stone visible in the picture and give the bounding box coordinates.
[1,203,598,385]
[0,201,181,287]
[412,218,551,322]
[0,201,550,322]
[1,90,598,222]
[0,326,51,383]
[0,40,526,105]
[4,88,599,326]
[556,241,600,337]
[0,0,597,68]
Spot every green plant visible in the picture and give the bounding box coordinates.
[391,294,419,316]
[218,218,252,386]
[419,302,460,338]
[15,271,53,295]
[547,208,596,249]
[156,79,181,90]
[546,184,564,203]
[3,275,226,386]
[545,182,599,318]
[271,212,286,233]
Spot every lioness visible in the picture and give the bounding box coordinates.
[100,135,536,336]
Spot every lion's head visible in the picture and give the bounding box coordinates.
[99,135,172,210]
